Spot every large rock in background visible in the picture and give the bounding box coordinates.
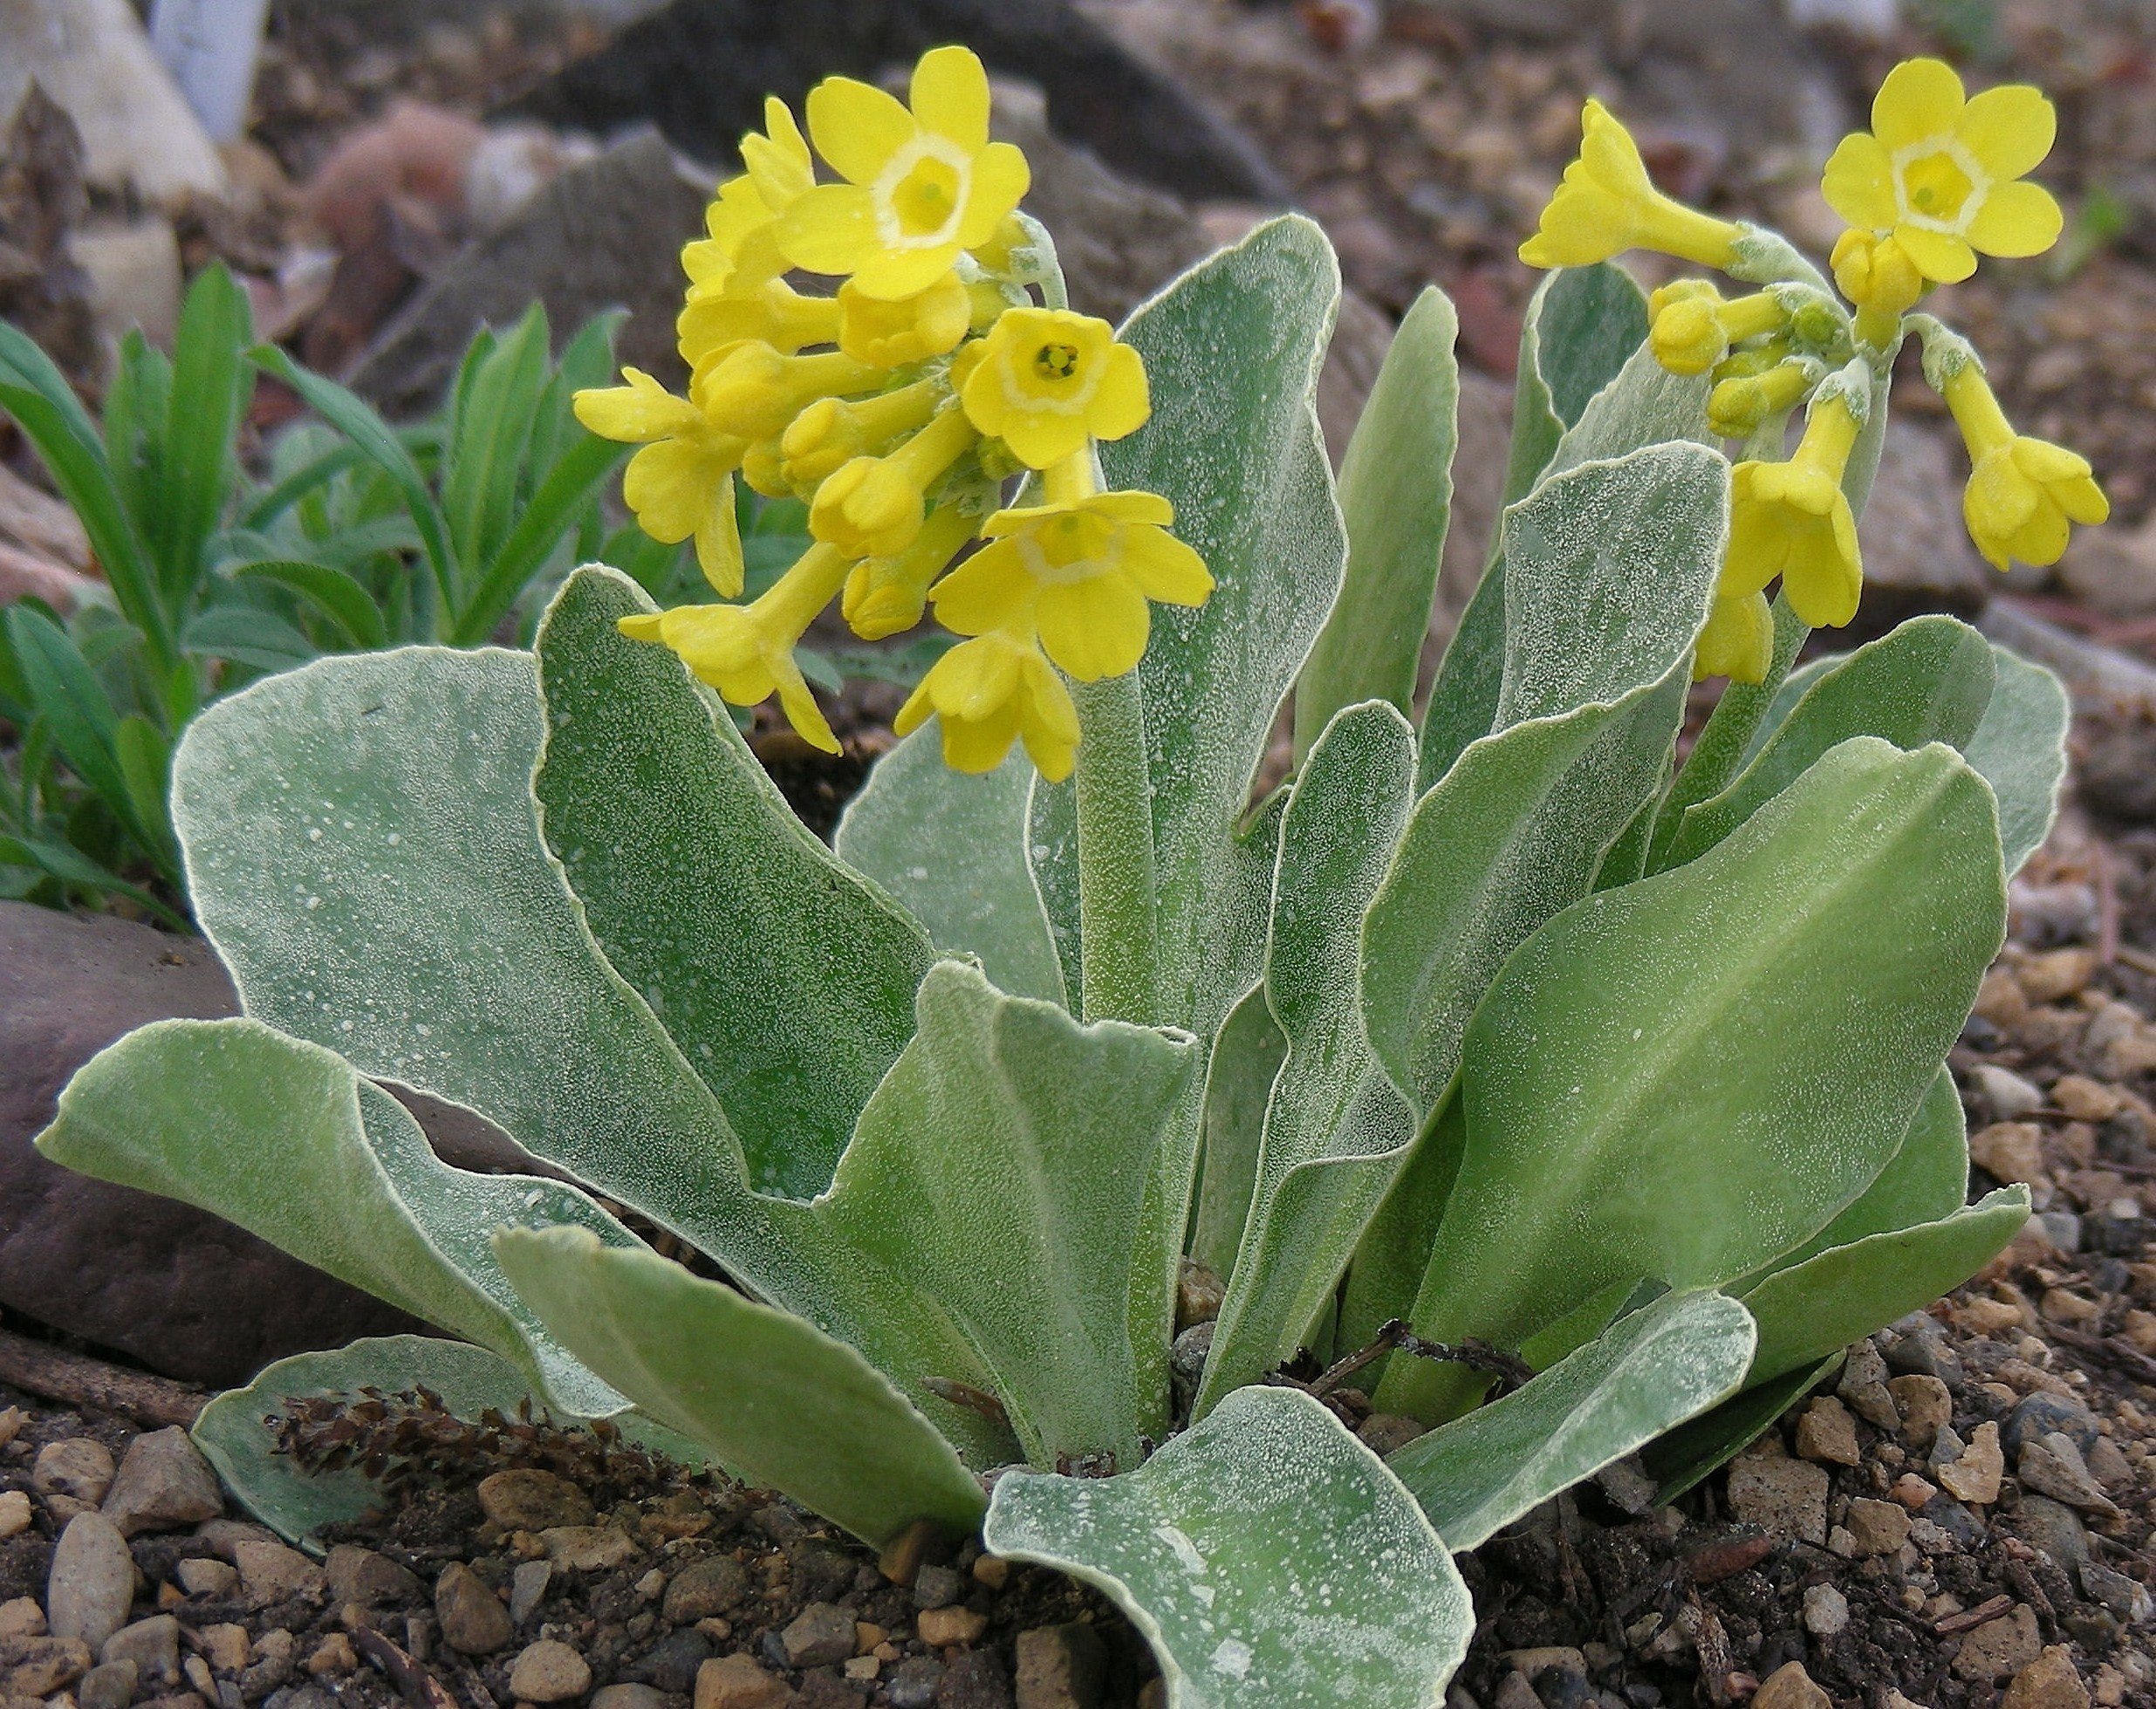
[0,903,536,1388]
[500,0,1284,206]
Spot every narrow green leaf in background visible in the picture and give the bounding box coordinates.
[157,264,254,604]
[1188,983,1286,1282]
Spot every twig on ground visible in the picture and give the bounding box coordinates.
[0,1325,207,1427]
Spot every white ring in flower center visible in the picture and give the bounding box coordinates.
[999,348,1101,418]
[1015,520,1120,586]
[873,135,974,251]
[1890,133,1990,235]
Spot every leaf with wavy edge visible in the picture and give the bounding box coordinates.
[984,1385,1471,1709]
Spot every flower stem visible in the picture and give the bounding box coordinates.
[1071,669,1157,1024]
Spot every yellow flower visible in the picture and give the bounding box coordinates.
[678,282,840,366]
[1520,99,1743,270]
[777,45,1032,300]
[1724,391,1865,631]
[959,307,1151,470]
[808,405,979,558]
[1820,58,2061,285]
[680,99,816,301]
[781,379,940,492]
[1694,589,1774,684]
[927,465,1212,681]
[843,503,976,639]
[1648,286,1787,377]
[573,367,745,595]
[1707,359,1815,441]
[894,628,1080,781]
[694,342,888,441]
[1938,358,2107,570]
[615,542,852,753]
[837,272,972,367]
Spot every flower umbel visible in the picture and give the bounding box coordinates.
[1821,57,2061,286]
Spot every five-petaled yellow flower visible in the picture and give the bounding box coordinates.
[778,46,1031,299]
[895,629,1081,780]
[960,308,1151,470]
[572,368,745,595]
[1938,358,2108,570]
[680,99,816,305]
[1821,58,2061,285]
[1520,99,1743,271]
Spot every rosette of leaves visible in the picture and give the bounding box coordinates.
[41,219,2060,1707]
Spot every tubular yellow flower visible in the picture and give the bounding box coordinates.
[1694,589,1774,684]
[1707,359,1816,441]
[777,45,1032,300]
[781,379,941,492]
[1820,58,2061,285]
[615,542,852,753]
[1648,287,1787,377]
[572,367,746,595]
[1938,358,2108,570]
[843,502,976,639]
[678,281,840,366]
[808,404,979,558]
[680,99,816,300]
[1520,99,1744,270]
[1725,390,1865,631]
[694,342,889,441]
[959,307,1151,470]
[927,459,1212,682]
[739,436,789,500]
[894,628,1080,781]
[837,273,972,367]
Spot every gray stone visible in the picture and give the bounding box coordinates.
[2081,1561,2151,1624]
[628,1629,708,1694]
[885,1656,943,1709]
[79,1657,137,1709]
[100,1431,221,1538]
[324,1546,421,1609]
[510,1559,551,1627]
[48,1513,136,1649]
[509,1638,591,1704]
[2004,1393,2101,1458]
[435,1562,512,1656]
[1882,1317,1962,1390]
[1837,1339,1900,1431]
[2004,1495,2090,1568]
[1954,1604,2043,1681]
[2036,1211,2084,1254]
[934,1651,1013,1709]
[1972,1063,2046,1121]
[914,1564,964,1610]
[780,1602,855,1668]
[1801,1585,1849,1637]
[1725,1452,1829,1545]
[99,1616,179,1687]
[34,1439,116,1506]
[660,1555,747,1624]
[2020,1432,2121,1514]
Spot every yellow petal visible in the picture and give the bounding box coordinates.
[943,701,1022,774]
[1782,502,1862,629]
[695,473,745,598]
[999,406,1092,473]
[894,676,934,736]
[1955,84,2055,181]
[958,142,1033,248]
[1872,58,1965,153]
[1016,650,1080,782]
[623,438,725,543]
[2009,498,2072,569]
[573,371,702,443]
[1694,590,1773,684]
[850,242,968,303]
[1037,574,1148,681]
[1577,99,1649,196]
[2011,438,2092,485]
[1966,179,2063,258]
[774,663,841,753]
[1892,223,1978,284]
[911,45,990,153]
[1119,526,1213,606]
[938,636,1022,722]
[2057,475,2110,528]
[1090,344,1152,442]
[805,76,914,184]
[616,612,664,641]
[1819,133,1898,231]
[927,543,1032,637]
[1090,490,1175,529]
[775,183,880,277]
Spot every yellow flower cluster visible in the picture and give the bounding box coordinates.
[573,46,1211,779]
[1521,58,2105,685]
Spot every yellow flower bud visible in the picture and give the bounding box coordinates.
[1939,358,2108,570]
[1520,99,1744,271]
[808,406,979,558]
[678,281,840,367]
[843,503,976,639]
[894,628,1081,782]
[1648,289,1785,378]
[1707,360,1815,441]
[837,273,971,367]
[695,342,887,441]
[739,436,790,500]
[781,379,941,493]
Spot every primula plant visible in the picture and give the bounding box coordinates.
[40,50,2091,1706]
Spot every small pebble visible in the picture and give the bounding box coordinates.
[1752,1661,1829,1709]
[1801,1584,1849,1637]
[33,1439,118,1507]
[917,1603,989,1647]
[0,1489,30,1539]
[508,1638,592,1703]
[510,1558,552,1626]
[1793,1397,1859,1466]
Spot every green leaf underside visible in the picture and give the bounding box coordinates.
[1379,738,2005,1420]
[798,960,1197,1468]
[193,1336,707,1550]
[1416,264,1650,794]
[1741,1186,2030,1384]
[1386,1290,1756,1550]
[37,1018,634,1416]
[496,1229,985,1548]
[1197,702,1418,1414]
[534,567,934,1199]
[1190,982,1289,1282]
[983,1386,1470,1709]
[1660,616,1997,872]
[1364,445,1728,1113]
[837,730,1066,1006]
[1296,286,1460,755]
[169,644,1006,1466]
[1642,1356,1841,1505]
[1962,644,2070,877]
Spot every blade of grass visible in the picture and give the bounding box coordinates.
[157,264,255,608]
[0,831,189,929]
[451,431,624,644]
[230,559,389,648]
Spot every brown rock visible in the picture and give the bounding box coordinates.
[1793,1398,1860,1466]
[781,1603,856,1669]
[99,1429,221,1537]
[1725,1450,1829,1544]
[232,1539,323,1604]
[1892,1473,1939,1510]
[695,1653,793,1709]
[2051,1073,2122,1121]
[0,1493,26,1541]
[305,1634,356,1676]
[197,1625,249,1674]
[1954,1605,2043,1681]
[2005,1647,2090,1709]
[539,1526,639,1572]
[2,1635,92,1696]
[2020,1433,2121,1514]
[1015,1623,1104,1709]
[325,1546,421,1608]
[476,1470,594,1534]
[875,1519,941,1589]
[0,1600,40,1640]
[1971,1123,2047,1186]
[917,1605,990,1648]
[1939,1421,2005,1505]
[435,1562,513,1656]
[33,1439,116,1506]
[510,1639,590,1703]
[1846,1498,1913,1557]
[1889,1375,1954,1450]
[1752,1662,1831,1709]
[662,1556,750,1624]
